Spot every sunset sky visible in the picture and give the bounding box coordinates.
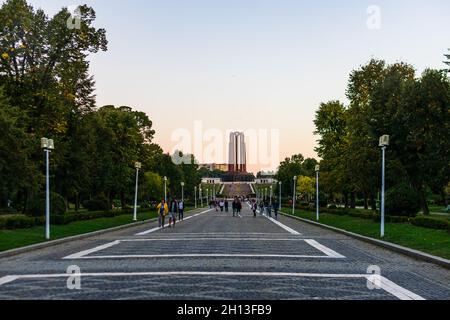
[24,0,450,173]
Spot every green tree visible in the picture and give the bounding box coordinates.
[297,176,315,202]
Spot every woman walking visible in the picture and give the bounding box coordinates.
[169,198,178,228]
[157,199,169,228]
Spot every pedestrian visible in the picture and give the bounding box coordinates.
[225,199,229,212]
[237,198,242,218]
[232,197,238,217]
[273,200,279,220]
[178,199,184,221]
[169,198,178,228]
[252,200,257,217]
[219,199,225,212]
[157,199,169,228]
[267,202,272,218]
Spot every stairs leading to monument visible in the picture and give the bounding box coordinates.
[222,184,253,198]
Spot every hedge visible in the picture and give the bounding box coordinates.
[0,208,154,230]
[411,216,450,231]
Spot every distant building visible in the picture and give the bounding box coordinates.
[228,132,247,172]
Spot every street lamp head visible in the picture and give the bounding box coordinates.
[293,176,297,181]
[41,138,48,149]
[164,176,167,181]
[181,182,185,187]
[379,135,390,147]
[135,162,142,169]
[279,181,282,185]
[315,165,320,172]
[47,139,55,150]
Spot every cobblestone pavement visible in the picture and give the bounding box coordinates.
[0,206,449,300]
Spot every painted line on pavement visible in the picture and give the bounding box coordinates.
[0,272,425,300]
[251,203,301,235]
[135,209,213,236]
[63,240,121,260]
[305,239,346,259]
[69,254,341,259]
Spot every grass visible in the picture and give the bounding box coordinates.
[283,209,450,260]
[0,206,204,253]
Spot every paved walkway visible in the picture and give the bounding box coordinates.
[0,205,449,300]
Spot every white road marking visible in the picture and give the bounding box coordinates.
[72,254,340,259]
[265,216,302,235]
[121,238,310,242]
[63,240,121,260]
[135,209,213,236]
[304,239,346,259]
[0,272,425,300]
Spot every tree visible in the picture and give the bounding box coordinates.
[444,49,450,72]
[297,176,315,202]
[140,172,164,202]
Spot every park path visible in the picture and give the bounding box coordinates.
[0,205,449,300]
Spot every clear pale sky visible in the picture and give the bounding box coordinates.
[22,0,450,172]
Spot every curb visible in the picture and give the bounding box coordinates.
[280,211,450,270]
[0,207,206,259]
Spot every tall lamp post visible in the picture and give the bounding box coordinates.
[181,182,185,203]
[270,185,273,206]
[164,176,168,203]
[315,165,320,221]
[41,138,55,240]
[194,186,197,209]
[279,181,282,211]
[133,162,142,221]
[379,135,390,238]
[292,176,297,215]
[199,185,203,207]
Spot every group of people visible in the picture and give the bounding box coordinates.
[156,198,185,229]
[210,197,244,217]
[251,198,280,220]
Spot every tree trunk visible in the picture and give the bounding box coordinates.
[363,192,369,210]
[441,189,448,207]
[350,192,356,209]
[413,182,430,215]
[344,193,349,208]
[370,192,377,211]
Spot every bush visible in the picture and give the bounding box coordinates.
[26,192,67,217]
[0,215,37,229]
[412,216,450,231]
[82,198,110,211]
[385,183,420,217]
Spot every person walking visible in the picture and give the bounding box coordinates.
[168,198,178,228]
[157,199,169,228]
[178,199,184,221]
[252,200,257,217]
[273,200,279,220]
[219,199,225,212]
[225,199,229,213]
[232,197,238,217]
[237,198,242,218]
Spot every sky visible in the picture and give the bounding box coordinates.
[20,0,450,173]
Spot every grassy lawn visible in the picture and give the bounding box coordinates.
[283,209,450,260]
[0,206,205,253]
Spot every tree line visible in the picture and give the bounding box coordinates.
[0,0,201,215]
[312,59,449,215]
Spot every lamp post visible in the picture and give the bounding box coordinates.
[133,162,142,221]
[315,165,320,221]
[270,185,273,206]
[181,182,185,203]
[194,186,197,209]
[379,135,390,238]
[292,176,297,215]
[41,138,55,240]
[164,176,168,203]
[199,185,203,207]
[279,181,282,211]
[206,188,209,204]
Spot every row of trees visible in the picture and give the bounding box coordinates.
[0,0,201,214]
[312,59,450,215]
